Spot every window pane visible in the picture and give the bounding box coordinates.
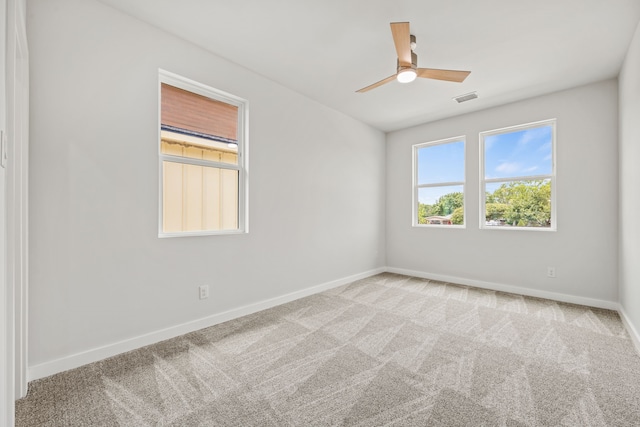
[160,83,239,165]
[417,140,464,184]
[484,125,552,179]
[485,179,551,228]
[417,185,464,225]
[161,137,238,165]
[162,161,238,232]
[161,83,238,140]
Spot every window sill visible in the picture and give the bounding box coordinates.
[158,229,247,238]
[480,225,556,232]
[412,224,466,229]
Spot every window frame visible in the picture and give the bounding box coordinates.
[158,69,249,238]
[479,119,556,231]
[412,136,466,228]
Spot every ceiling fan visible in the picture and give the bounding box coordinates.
[356,22,471,93]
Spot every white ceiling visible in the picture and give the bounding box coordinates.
[97,0,640,132]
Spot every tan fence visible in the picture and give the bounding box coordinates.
[162,140,238,232]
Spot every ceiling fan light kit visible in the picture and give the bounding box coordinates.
[356,22,471,93]
[397,68,417,83]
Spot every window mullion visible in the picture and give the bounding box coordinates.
[484,174,552,184]
[417,181,465,189]
[160,153,240,171]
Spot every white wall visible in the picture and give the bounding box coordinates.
[386,80,619,306]
[619,21,640,341]
[27,0,385,374]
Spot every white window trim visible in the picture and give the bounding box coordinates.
[412,136,466,228]
[158,69,249,237]
[479,119,556,231]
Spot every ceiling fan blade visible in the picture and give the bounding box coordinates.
[390,22,412,67]
[356,74,397,93]
[416,68,471,83]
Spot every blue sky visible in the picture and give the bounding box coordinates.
[416,125,553,205]
[484,125,553,180]
[418,185,464,206]
[417,140,464,205]
[417,140,465,185]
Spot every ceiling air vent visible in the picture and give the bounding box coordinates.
[453,91,478,103]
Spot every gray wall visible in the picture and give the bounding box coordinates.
[619,21,640,338]
[27,0,386,370]
[26,0,638,379]
[386,80,619,305]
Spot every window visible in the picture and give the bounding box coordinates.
[480,119,555,230]
[159,70,248,237]
[413,137,465,227]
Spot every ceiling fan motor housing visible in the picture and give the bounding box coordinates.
[397,51,418,72]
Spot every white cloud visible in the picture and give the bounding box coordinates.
[517,126,551,146]
[517,132,535,146]
[495,163,538,175]
[538,141,552,152]
[495,162,522,174]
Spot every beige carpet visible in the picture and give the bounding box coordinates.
[16,273,640,426]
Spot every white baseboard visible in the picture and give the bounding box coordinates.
[390,267,640,355]
[618,305,640,355]
[385,267,620,311]
[27,266,633,382]
[28,267,386,382]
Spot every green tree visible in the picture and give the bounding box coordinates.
[485,202,509,221]
[451,207,464,225]
[417,203,428,224]
[435,192,463,216]
[418,192,464,224]
[487,180,550,227]
[418,203,438,224]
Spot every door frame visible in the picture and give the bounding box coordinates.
[2,0,29,425]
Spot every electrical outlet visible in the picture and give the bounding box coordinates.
[547,267,556,278]
[199,285,209,300]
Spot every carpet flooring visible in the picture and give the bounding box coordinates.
[15,273,640,426]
